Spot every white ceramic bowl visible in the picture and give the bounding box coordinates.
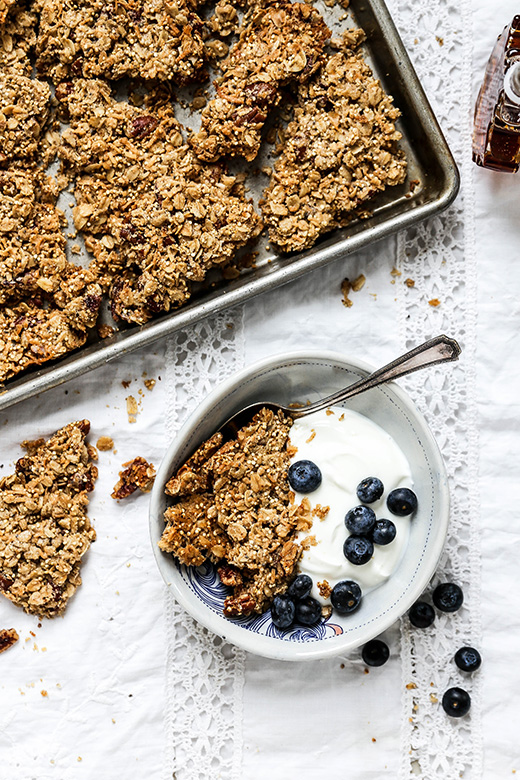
[149,351,449,661]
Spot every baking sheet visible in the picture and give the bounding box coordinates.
[0,0,459,410]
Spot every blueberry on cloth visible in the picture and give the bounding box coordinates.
[344,505,377,536]
[408,601,435,628]
[356,477,384,504]
[432,582,464,613]
[271,595,295,629]
[330,580,362,614]
[287,574,312,601]
[386,487,418,516]
[454,646,481,673]
[371,518,396,545]
[343,535,374,565]
[442,687,471,718]
[295,596,322,626]
[288,460,322,493]
[362,639,390,667]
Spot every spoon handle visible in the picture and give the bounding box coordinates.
[291,334,461,418]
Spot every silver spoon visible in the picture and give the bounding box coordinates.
[219,334,461,439]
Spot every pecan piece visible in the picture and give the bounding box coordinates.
[0,629,19,654]
[217,564,243,588]
[128,115,159,139]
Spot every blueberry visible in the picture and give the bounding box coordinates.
[387,487,418,516]
[288,460,322,493]
[409,600,435,628]
[343,535,374,565]
[270,595,295,629]
[454,646,481,673]
[356,477,384,504]
[362,638,390,667]
[432,582,464,613]
[345,505,376,536]
[294,596,322,626]
[371,518,396,545]
[330,580,362,614]
[442,687,471,718]
[287,574,312,601]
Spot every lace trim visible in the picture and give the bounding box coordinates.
[164,309,246,780]
[389,0,483,775]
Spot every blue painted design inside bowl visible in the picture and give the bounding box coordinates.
[182,560,344,642]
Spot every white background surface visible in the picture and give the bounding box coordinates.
[1,0,520,777]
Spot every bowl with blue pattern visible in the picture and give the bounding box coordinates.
[149,351,449,661]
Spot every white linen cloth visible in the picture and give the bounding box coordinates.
[1,0,520,777]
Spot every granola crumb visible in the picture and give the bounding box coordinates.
[0,628,19,654]
[351,274,366,292]
[96,436,114,452]
[126,395,138,423]
[429,298,441,307]
[390,266,401,277]
[144,379,156,391]
[306,429,316,443]
[312,504,330,520]
[317,579,332,598]
[41,689,48,697]
[405,278,415,288]
[111,457,156,500]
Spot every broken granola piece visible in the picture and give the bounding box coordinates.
[191,2,330,162]
[0,302,94,383]
[96,436,114,451]
[0,3,37,75]
[165,432,223,497]
[261,31,407,252]
[36,0,206,84]
[160,493,229,566]
[56,79,262,324]
[0,420,97,618]
[0,74,51,166]
[111,457,156,499]
[0,627,19,653]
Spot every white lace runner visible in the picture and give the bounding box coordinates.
[164,309,246,780]
[389,0,483,776]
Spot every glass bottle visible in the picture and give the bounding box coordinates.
[472,15,520,173]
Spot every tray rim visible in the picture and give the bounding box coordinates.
[0,0,460,411]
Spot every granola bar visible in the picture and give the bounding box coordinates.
[160,408,312,617]
[261,30,407,252]
[57,79,262,324]
[36,0,206,84]
[191,2,330,162]
[0,420,97,618]
[0,74,51,165]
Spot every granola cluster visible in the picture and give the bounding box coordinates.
[0,0,407,385]
[160,407,313,617]
[0,420,97,618]
[36,0,207,84]
[56,78,262,324]
[261,30,407,251]
[0,167,102,382]
[112,456,156,499]
[191,2,330,162]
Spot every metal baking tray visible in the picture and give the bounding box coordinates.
[0,0,459,411]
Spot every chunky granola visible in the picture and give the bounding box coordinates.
[111,456,156,499]
[0,420,97,618]
[160,408,313,617]
[191,2,330,162]
[0,168,102,381]
[57,78,262,324]
[36,0,206,84]
[0,627,19,653]
[0,2,37,75]
[0,74,51,166]
[261,29,407,252]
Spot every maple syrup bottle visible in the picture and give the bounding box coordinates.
[473,15,520,173]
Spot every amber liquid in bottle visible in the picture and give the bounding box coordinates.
[473,15,520,173]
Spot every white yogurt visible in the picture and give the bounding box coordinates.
[289,406,413,603]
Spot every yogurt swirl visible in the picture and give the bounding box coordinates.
[289,406,413,603]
